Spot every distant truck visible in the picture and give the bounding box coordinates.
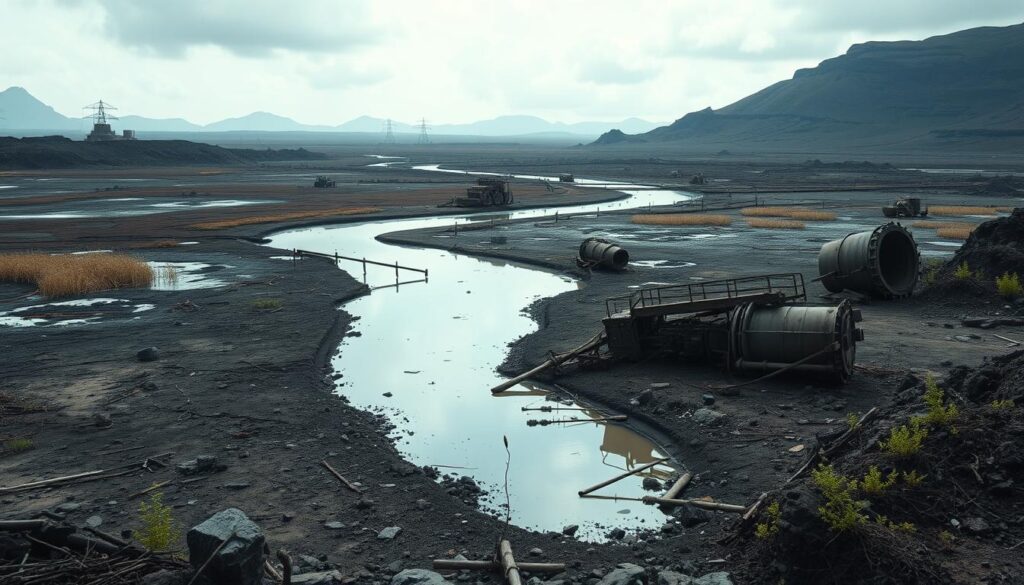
[313,175,336,188]
[882,197,927,218]
[454,177,513,207]
[559,173,575,183]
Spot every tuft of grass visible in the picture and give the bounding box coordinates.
[3,438,34,452]
[156,264,179,287]
[137,491,179,552]
[741,207,836,221]
[880,419,928,458]
[755,500,781,540]
[251,298,283,311]
[192,207,381,230]
[929,205,1010,217]
[860,466,897,495]
[811,464,866,532]
[953,261,974,281]
[901,470,926,487]
[936,226,975,240]
[996,272,1022,299]
[747,218,806,229]
[922,375,958,428]
[991,399,1015,410]
[630,213,732,226]
[0,253,153,298]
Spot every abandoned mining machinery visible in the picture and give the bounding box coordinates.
[450,177,514,207]
[882,197,928,218]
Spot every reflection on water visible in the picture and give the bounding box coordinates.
[266,166,693,539]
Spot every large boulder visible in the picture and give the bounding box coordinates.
[391,569,452,585]
[597,563,646,585]
[186,508,266,585]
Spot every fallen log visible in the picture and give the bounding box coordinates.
[491,333,606,393]
[433,560,566,573]
[320,460,363,494]
[641,496,746,513]
[578,457,669,496]
[661,472,692,501]
[498,540,522,585]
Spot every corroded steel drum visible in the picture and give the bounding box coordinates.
[818,223,919,298]
[579,238,629,270]
[732,300,860,381]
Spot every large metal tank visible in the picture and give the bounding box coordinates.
[579,238,629,270]
[731,300,861,381]
[818,223,919,298]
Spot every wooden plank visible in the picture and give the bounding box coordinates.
[578,457,669,496]
[433,560,566,573]
[641,496,746,513]
[661,472,692,501]
[499,540,522,585]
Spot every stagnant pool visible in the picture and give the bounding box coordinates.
[265,166,694,539]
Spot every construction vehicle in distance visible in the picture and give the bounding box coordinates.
[559,173,575,183]
[313,175,336,188]
[454,177,513,207]
[882,197,927,218]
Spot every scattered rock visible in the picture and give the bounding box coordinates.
[529,547,543,557]
[642,477,663,491]
[224,482,250,490]
[55,502,81,513]
[656,571,693,585]
[607,528,626,540]
[84,515,102,528]
[292,570,344,585]
[139,569,191,585]
[637,389,655,405]
[701,394,715,406]
[692,408,725,425]
[672,504,713,527]
[324,521,345,530]
[136,347,160,362]
[378,526,402,540]
[962,517,991,534]
[177,455,226,476]
[562,524,579,536]
[186,508,266,585]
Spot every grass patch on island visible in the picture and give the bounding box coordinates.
[747,218,806,229]
[192,207,382,230]
[936,226,976,240]
[928,205,1013,217]
[0,252,153,298]
[631,213,732,226]
[912,220,978,231]
[741,207,837,221]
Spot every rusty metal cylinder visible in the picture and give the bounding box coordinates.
[818,223,919,298]
[579,238,629,270]
[731,300,860,381]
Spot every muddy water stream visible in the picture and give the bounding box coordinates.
[266,166,693,539]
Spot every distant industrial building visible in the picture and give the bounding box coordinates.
[84,100,136,142]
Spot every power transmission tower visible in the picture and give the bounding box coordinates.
[383,118,396,144]
[417,118,430,145]
[83,100,118,124]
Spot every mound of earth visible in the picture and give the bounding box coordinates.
[946,208,1024,279]
[727,351,1024,584]
[970,175,1024,196]
[0,135,326,170]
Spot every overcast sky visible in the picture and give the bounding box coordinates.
[3,0,1023,125]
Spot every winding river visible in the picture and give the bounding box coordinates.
[265,165,694,539]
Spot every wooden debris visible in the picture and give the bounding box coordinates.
[498,540,523,585]
[491,333,606,393]
[641,495,747,513]
[433,560,566,573]
[994,334,1022,346]
[578,457,669,496]
[320,460,363,494]
[661,472,693,501]
[129,480,172,500]
[527,415,626,426]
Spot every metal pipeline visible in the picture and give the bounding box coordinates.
[579,238,629,270]
[817,223,919,298]
[731,300,861,381]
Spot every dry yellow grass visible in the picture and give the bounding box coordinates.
[631,214,732,226]
[747,218,806,229]
[928,205,1011,217]
[741,207,837,221]
[192,207,382,230]
[912,220,978,231]
[936,226,976,240]
[0,253,153,298]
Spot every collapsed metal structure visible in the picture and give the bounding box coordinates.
[882,197,927,218]
[602,274,863,382]
[818,222,920,298]
[455,177,513,207]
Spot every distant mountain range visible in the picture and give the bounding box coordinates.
[595,23,1024,152]
[0,87,660,138]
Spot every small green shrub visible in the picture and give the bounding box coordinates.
[922,258,943,286]
[251,298,283,311]
[3,438,33,452]
[996,272,1022,299]
[755,500,781,540]
[811,464,866,532]
[846,412,860,430]
[953,261,973,281]
[901,470,926,487]
[876,515,916,533]
[137,492,180,552]
[922,375,958,428]
[880,419,928,458]
[991,399,1015,410]
[860,466,897,495]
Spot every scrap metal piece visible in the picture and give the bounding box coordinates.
[579,237,629,270]
[818,222,920,299]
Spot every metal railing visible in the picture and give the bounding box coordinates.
[605,273,806,318]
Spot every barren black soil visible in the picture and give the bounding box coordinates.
[2,145,1023,584]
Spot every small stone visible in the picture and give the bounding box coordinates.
[562,524,579,536]
[324,521,346,530]
[56,502,81,512]
[292,570,345,585]
[642,477,663,491]
[93,413,112,428]
[692,408,725,425]
[651,383,671,389]
[529,547,543,557]
[702,394,715,406]
[85,515,103,528]
[962,517,990,534]
[391,569,451,585]
[186,508,265,585]
[282,512,295,522]
[224,482,250,490]
[383,392,393,397]
[136,347,160,362]
[637,389,655,405]
[378,526,402,540]
[596,563,644,585]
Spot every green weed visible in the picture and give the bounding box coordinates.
[860,466,897,495]
[880,419,928,458]
[991,399,1015,410]
[811,464,866,532]
[755,500,781,540]
[137,492,180,552]
[996,272,1022,299]
[251,299,283,311]
[922,375,959,428]
[953,261,973,281]
[3,438,34,452]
